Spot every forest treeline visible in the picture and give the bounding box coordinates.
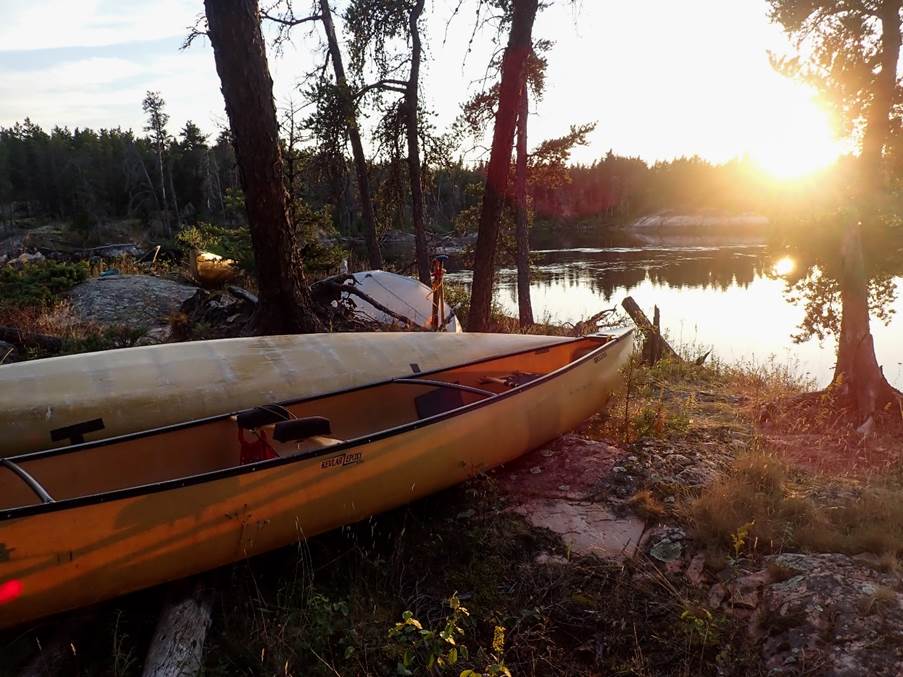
[0,113,800,240]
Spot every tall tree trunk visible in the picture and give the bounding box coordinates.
[832,0,901,419]
[167,157,182,230]
[406,0,431,284]
[156,146,170,235]
[205,0,322,334]
[319,0,383,270]
[467,0,539,331]
[515,83,533,327]
[833,223,895,416]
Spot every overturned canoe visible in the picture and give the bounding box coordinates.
[0,332,576,457]
[0,329,633,629]
[324,269,462,332]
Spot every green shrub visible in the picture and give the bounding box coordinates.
[0,261,88,311]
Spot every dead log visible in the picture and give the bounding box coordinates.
[225,285,258,305]
[142,580,213,677]
[621,296,680,363]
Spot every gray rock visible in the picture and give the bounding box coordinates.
[758,553,903,676]
[649,539,683,562]
[69,275,198,329]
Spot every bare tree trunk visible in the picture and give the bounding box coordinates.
[515,83,533,327]
[467,0,539,331]
[167,158,182,230]
[205,0,322,334]
[156,145,170,235]
[405,0,430,284]
[832,0,901,420]
[319,0,383,270]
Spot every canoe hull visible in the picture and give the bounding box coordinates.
[0,332,573,457]
[0,331,633,629]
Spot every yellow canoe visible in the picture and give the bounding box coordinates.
[0,332,578,457]
[0,329,633,629]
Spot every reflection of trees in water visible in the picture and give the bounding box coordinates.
[503,248,767,300]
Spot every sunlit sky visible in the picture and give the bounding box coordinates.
[0,0,848,175]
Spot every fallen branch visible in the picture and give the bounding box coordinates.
[570,307,617,336]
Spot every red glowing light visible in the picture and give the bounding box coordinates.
[0,579,22,604]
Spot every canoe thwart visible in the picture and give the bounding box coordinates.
[1,459,55,504]
[272,417,332,443]
[393,378,496,398]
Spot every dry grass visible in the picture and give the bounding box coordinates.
[691,451,903,559]
[627,489,667,521]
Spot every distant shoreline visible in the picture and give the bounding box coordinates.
[628,212,769,228]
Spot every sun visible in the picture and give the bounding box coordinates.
[748,79,846,180]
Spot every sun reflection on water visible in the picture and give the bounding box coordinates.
[772,256,796,276]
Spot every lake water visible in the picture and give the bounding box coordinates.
[445,230,903,388]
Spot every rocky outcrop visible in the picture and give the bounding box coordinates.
[757,553,903,676]
[68,274,198,330]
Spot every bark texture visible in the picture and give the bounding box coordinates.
[319,0,383,270]
[406,0,431,284]
[205,0,322,334]
[142,582,213,677]
[467,0,539,331]
[515,84,533,326]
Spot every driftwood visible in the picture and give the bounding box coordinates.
[0,325,62,352]
[570,307,617,336]
[621,296,680,363]
[142,581,213,677]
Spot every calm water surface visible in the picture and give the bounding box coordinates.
[446,231,903,388]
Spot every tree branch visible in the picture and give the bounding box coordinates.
[353,79,409,99]
[261,10,322,27]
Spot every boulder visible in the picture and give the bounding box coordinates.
[68,275,198,329]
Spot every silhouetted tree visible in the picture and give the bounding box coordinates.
[263,0,384,269]
[142,91,172,233]
[769,0,902,422]
[468,0,539,331]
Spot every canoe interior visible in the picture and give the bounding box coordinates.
[0,336,612,513]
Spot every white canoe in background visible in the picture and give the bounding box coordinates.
[333,270,462,332]
[0,332,575,456]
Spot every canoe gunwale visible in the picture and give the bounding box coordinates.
[1,329,633,522]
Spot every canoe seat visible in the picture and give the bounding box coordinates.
[262,417,344,457]
[273,417,332,442]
